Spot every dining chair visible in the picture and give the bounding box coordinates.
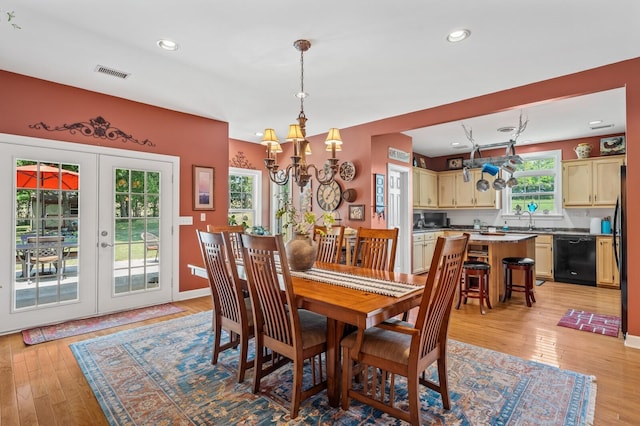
[340,233,470,425]
[196,230,254,383]
[313,224,344,264]
[240,233,327,419]
[206,225,245,264]
[140,232,159,261]
[352,227,399,271]
[26,236,67,276]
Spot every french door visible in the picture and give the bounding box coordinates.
[0,136,176,334]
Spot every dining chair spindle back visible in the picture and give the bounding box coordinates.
[352,227,399,271]
[313,225,345,264]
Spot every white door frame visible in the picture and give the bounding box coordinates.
[387,163,411,273]
[0,133,179,333]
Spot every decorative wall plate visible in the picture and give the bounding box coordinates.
[339,161,356,181]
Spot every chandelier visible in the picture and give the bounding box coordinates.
[262,39,343,188]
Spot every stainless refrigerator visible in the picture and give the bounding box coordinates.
[613,164,627,338]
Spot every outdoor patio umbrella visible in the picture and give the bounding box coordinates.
[16,164,79,190]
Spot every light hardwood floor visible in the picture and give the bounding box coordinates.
[1,281,638,425]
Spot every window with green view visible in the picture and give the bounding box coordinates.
[502,150,562,215]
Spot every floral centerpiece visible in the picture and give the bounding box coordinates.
[275,192,335,270]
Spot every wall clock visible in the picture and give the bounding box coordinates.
[317,180,343,211]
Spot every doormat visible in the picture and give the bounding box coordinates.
[557,309,620,337]
[22,303,185,345]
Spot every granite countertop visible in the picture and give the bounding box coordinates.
[467,232,537,242]
[412,227,613,237]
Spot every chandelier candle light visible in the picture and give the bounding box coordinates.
[262,39,343,189]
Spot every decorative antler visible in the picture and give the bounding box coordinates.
[511,112,529,142]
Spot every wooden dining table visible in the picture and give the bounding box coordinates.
[188,260,426,407]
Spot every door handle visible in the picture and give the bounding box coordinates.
[100,242,113,248]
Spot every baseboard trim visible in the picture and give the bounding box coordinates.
[176,287,210,301]
[624,333,640,350]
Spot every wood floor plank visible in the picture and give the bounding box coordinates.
[1,284,638,424]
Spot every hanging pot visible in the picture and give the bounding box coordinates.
[476,172,490,192]
[507,176,518,187]
[462,166,471,183]
[492,176,506,190]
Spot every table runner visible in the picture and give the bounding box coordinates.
[290,268,421,297]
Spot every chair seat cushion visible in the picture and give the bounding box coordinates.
[502,257,535,266]
[298,309,327,348]
[463,261,491,270]
[341,319,412,364]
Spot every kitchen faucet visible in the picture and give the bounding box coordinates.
[523,211,535,230]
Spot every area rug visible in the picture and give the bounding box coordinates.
[71,311,597,425]
[557,309,620,338]
[22,303,185,345]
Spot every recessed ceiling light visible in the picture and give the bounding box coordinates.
[157,39,179,51]
[497,126,516,133]
[588,120,603,125]
[451,142,461,146]
[255,131,264,137]
[447,29,471,43]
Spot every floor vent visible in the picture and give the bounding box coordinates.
[94,65,130,79]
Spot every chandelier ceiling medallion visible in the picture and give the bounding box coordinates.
[262,39,343,189]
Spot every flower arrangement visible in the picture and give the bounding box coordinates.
[275,192,335,237]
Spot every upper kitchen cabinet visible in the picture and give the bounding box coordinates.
[562,155,624,207]
[438,169,498,208]
[412,167,438,208]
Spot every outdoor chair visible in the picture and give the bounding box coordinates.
[25,236,68,276]
[313,225,344,264]
[196,230,254,382]
[341,233,469,424]
[352,227,399,272]
[240,233,327,419]
[141,232,159,261]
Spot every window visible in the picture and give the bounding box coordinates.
[228,168,261,227]
[502,149,562,216]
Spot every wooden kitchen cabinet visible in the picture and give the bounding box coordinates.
[437,170,498,208]
[597,236,620,288]
[562,155,624,207]
[412,167,438,208]
[534,234,553,279]
[412,231,443,274]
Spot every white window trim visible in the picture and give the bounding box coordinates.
[229,167,262,226]
[501,149,563,219]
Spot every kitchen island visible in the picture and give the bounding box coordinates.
[453,232,537,307]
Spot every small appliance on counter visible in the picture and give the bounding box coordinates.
[589,217,601,234]
[413,212,448,229]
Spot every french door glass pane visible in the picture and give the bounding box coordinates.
[14,160,79,309]
[113,168,160,295]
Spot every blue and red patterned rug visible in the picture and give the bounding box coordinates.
[71,311,597,425]
[22,303,185,345]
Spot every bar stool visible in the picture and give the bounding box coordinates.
[502,257,536,307]
[456,261,492,315]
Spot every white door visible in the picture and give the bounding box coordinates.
[97,155,174,313]
[388,165,411,273]
[0,136,176,334]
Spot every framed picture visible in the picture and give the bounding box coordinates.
[349,204,365,221]
[374,174,385,214]
[600,136,625,156]
[447,157,464,170]
[193,165,215,210]
[419,157,426,168]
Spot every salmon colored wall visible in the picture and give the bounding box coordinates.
[427,133,626,171]
[0,70,229,292]
[339,57,640,340]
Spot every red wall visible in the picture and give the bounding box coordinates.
[0,70,229,292]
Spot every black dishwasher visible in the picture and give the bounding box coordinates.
[553,235,596,286]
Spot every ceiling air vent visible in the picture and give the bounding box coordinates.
[94,65,130,79]
[590,123,614,130]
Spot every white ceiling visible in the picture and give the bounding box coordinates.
[1,1,637,157]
